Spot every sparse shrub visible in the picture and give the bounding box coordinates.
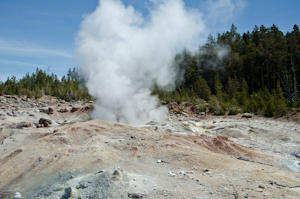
[198,104,208,113]
[209,95,225,115]
[275,99,288,116]
[194,78,211,101]
[265,97,275,117]
[228,106,242,115]
[244,97,258,114]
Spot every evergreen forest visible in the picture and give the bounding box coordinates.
[1,24,300,117]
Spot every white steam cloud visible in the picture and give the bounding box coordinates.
[76,0,205,125]
[76,0,244,125]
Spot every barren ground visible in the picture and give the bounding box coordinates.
[1,95,300,199]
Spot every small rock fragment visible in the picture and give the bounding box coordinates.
[48,107,54,114]
[58,108,68,113]
[128,193,145,198]
[36,124,44,128]
[293,151,300,159]
[113,169,121,176]
[94,170,104,174]
[258,185,265,189]
[14,192,22,199]
[169,171,176,177]
[44,122,49,127]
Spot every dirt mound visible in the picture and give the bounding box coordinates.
[276,110,300,123]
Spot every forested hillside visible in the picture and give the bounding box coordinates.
[1,24,300,117]
[0,68,91,101]
[154,24,300,116]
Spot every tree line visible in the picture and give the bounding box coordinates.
[153,24,300,117]
[0,68,91,101]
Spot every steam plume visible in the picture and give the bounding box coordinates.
[76,0,204,125]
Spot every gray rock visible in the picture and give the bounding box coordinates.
[0,111,6,116]
[14,192,22,199]
[39,107,54,114]
[17,121,32,129]
[6,111,13,116]
[146,121,157,125]
[39,118,52,125]
[61,187,72,199]
[293,151,300,159]
[242,113,253,118]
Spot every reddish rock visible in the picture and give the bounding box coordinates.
[36,124,44,128]
[43,122,49,127]
[48,107,54,114]
[84,105,94,110]
[71,106,81,112]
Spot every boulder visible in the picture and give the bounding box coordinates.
[39,107,54,114]
[58,108,69,113]
[48,107,54,114]
[84,105,93,110]
[44,122,49,127]
[39,118,52,125]
[242,113,253,118]
[17,121,32,128]
[6,112,13,116]
[71,106,81,112]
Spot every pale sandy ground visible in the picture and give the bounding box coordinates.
[1,95,300,199]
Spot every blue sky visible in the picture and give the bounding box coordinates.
[0,0,299,81]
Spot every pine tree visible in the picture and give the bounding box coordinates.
[274,80,288,116]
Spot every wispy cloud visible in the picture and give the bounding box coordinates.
[0,59,69,72]
[0,59,47,68]
[0,38,73,58]
[203,0,246,24]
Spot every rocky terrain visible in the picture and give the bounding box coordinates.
[1,95,300,199]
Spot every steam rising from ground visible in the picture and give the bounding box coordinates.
[76,0,204,125]
[76,0,243,125]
